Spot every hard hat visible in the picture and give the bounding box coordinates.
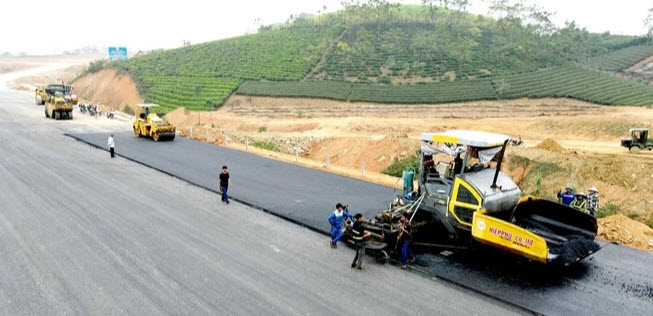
[588,187,598,193]
[576,192,586,198]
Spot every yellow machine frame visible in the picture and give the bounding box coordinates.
[449,177,549,263]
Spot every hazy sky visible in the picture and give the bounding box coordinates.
[2,0,652,56]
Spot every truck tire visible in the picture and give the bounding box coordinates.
[68,111,73,120]
[45,109,49,118]
[630,146,640,154]
[54,111,60,120]
[36,95,42,105]
[152,132,160,141]
[134,126,141,136]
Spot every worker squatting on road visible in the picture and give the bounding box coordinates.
[351,213,371,270]
[399,212,416,270]
[107,134,115,158]
[219,165,231,204]
[328,203,353,248]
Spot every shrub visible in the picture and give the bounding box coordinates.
[123,104,135,115]
[251,140,279,152]
[508,154,531,171]
[596,203,619,218]
[381,155,419,177]
[258,126,267,133]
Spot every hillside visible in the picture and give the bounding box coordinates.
[81,4,653,113]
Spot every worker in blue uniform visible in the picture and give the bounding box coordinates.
[557,186,575,206]
[327,203,354,248]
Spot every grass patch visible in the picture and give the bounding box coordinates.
[531,161,561,175]
[381,155,419,177]
[648,220,653,229]
[508,154,531,171]
[251,140,280,152]
[596,203,619,218]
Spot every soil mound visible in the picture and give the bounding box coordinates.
[73,68,143,112]
[598,214,653,251]
[535,138,565,152]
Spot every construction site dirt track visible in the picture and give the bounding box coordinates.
[69,132,653,316]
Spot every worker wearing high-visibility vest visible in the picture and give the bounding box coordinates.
[570,193,587,213]
[350,213,371,270]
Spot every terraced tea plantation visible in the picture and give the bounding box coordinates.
[584,45,653,71]
[142,76,242,112]
[112,26,340,111]
[237,81,352,100]
[238,66,653,106]
[495,66,653,106]
[92,5,653,110]
[349,80,498,103]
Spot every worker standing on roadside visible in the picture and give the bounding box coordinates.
[108,133,115,158]
[351,213,371,270]
[570,193,587,213]
[587,187,599,216]
[399,212,416,270]
[328,203,353,248]
[557,186,575,207]
[219,165,231,204]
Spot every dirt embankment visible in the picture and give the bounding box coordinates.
[73,69,143,112]
[598,214,653,251]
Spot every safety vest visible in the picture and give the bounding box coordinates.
[571,199,586,211]
[352,228,364,241]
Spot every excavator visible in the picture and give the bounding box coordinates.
[345,130,599,266]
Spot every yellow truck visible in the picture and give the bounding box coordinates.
[346,130,599,266]
[35,84,78,106]
[44,89,73,120]
[133,104,176,141]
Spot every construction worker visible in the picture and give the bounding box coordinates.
[587,187,599,217]
[399,212,416,270]
[327,203,353,248]
[107,133,115,158]
[570,193,587,213]
[219,165,231,204]
[351,213,371,270]
[557,186,575,207]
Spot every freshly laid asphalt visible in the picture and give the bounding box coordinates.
[0,82,524,315]
[67,132,397,233]
[70,132,653,316]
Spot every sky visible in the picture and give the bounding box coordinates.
[1,0,652,56]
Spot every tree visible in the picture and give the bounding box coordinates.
[645,7,653,45]
[365,0,399,30]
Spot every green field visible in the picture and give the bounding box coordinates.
[91,4,653,111]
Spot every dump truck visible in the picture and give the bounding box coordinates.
[345,130,599,266]
[621,128,652,153]
[35,84,78,106]
[133,104,176,141]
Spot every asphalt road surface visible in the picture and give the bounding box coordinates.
[0,76,524,314]
[69,118,653,315]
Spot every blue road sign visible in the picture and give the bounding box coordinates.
[108,47,128,60]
